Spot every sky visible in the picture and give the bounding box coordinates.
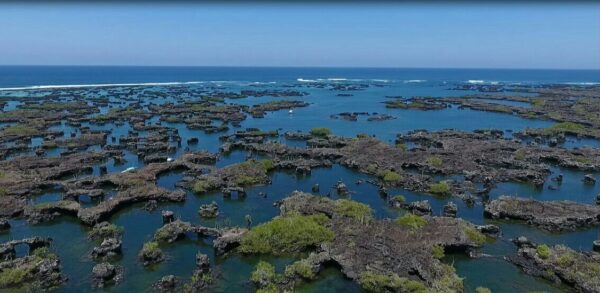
[0,3,598,69]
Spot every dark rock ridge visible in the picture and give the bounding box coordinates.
[485,196,600,231]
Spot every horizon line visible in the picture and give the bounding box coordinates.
[0,64,598,71]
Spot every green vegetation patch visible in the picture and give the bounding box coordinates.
[284,259,316,280]
[396,213,428,230]
[192,177,219,194]
[536,244,551,259]
[251,261,277,284]
[429,181,451,196]
[426,156,443,168]
[139,241,162,257]
[475,287,492,293]
[0,247,59,289]
[1,124,39,136]
[239,213,334,255]
[432,244,445,259]
[309,127,332,137]
[335,199,373,223]
[390,195,406,204]
[463,226,486,245]
[88,223,124,240]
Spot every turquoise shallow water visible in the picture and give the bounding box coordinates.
[0,67,599,292]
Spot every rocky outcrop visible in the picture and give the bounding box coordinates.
[91,262,123,288]
[0,237,64,291]
[91,238,122,260]
[153,275,177,292]
[78,187,185,225]
[485,196,600,231]
[275,191,485,291]
[507,241,600,293]
[198,201,219,218]
[213,228,247,255]
[153,220,221,243]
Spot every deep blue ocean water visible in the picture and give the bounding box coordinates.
[0,66,598,88]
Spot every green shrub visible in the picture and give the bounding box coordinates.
[192,178,216,193]
[514,149,526,161]
[233,175,261,186]
[239,213,334,255]
[391,195,406,204]
[555,252,575,268]
[536,244,551,259]
[0,268,29,287]
[396,143,407,151]
[358,271,427,293]
[396,213,427,230]
[463,226,486,245]
[475,287,492,293]
[251,261,276,284]
[88,223,124,240]
[546,122,584,133]
[310,127,332,137]
[335,199,373,223]
[382,170,402,183]
[140,241,161,256]
[285,259,316,280]
[427,156,443,168]
[432,244,445,259]
[31,247,57,261]
[259,159,275,172]
[429,181,451,196]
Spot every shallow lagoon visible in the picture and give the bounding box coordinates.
[1,67,599,292]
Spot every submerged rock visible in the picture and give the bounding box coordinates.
[583,174,596,185]
[335,181,349,195]
[144,200,158,211]
[485,196,600,231]
[476,224,501,236]
[0,218,10,231]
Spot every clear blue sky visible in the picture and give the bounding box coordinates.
[0,3,598,69]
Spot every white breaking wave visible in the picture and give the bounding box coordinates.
[466,80,485,84]
[296,77,390,83]
[0,81,208,91]
[297,78,318,83]
[403,79,426,83]
[0,80,283,91]
[563,82,600,85]
[466,80,501,85]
